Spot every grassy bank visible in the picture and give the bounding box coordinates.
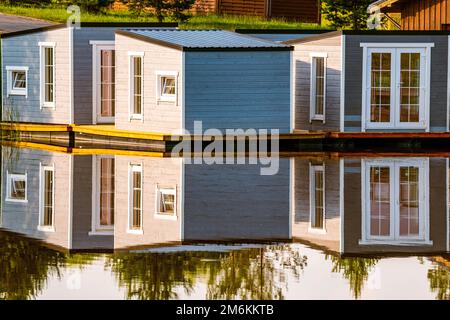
[0,5,326,30]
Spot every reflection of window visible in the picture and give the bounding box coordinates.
[156,71,177,102]
[309,164,325,233]
[39,43,55,108]
[129,53,144,119]
[156,188,177,220]
[361,159,430,245]
[6,66,28,96]
[91,157,114,235]
[362,44,432,130]
[6,172,27,202]
[128,164,143,233]
[39,165,54,232]
[310,54,327,122]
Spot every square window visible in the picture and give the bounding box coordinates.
[156,188,177,219]
[6,172,27,202]
[157,72,177,102]
[6,67,28,96]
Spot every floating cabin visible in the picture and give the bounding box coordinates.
[284,30,450,133]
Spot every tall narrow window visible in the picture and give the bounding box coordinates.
[310,54,327,122]
[129,164,143,232]
[362,159,429,245]
[39,43,55,108]
[39,165,54,231]
[130,54,144,119]
[310,164,325,232]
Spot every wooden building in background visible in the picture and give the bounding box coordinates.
[371,0,450,30]
[193,0,321,23]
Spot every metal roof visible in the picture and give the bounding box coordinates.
[116,29,292,51]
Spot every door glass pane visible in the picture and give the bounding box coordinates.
[100,50,115,117]
[400,53,420,123]
[370,53,391,123]
[399,166,420,237]
[99,158,115,226]
[370,166,390,236]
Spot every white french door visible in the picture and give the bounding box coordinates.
[94,44,115,123]
[362,158,430,245]
[364,46,430,130]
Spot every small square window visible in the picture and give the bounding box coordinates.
[157,72,177,102]
[6,172,27,202]
[6,67,28,97]
[156,188,177,219]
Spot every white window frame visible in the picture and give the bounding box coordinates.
[89,155,115,236]
[156,71,178,103]
[361,43,433,131]
[90,40,116,124]
[38,164,55,232]
[360,158,431,245]
[39,42,56,109]
[155,187,177,220]
[6,66,28,97]
[309,163,326,234]
[5,171,27,203]
[128,52,144,121]
[128,163,143,234]
[310,53,327,122]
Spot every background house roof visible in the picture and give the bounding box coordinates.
[116,29,293,51]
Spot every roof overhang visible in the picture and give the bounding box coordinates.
[368,0,403,13]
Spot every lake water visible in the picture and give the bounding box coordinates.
[0,145,449,300]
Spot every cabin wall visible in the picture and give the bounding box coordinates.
[114,34,182,134]
[343,158,447,254]
[270,0,320,22]
[399,0,450,30]
[292,35,342,131]
[73,27,117,124]
[114,156,182,249]
[183,159,291,241]
[0,147,71,249]
[344,34,448,132]
[1,27,71,124]
[184,50,291,133]
[291,158,341,252]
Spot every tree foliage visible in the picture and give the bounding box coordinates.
[120,0,196,22]
[322,0,375,30]
[51,0,115,13]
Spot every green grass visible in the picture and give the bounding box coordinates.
[0,5,326,30]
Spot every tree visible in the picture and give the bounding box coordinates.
[52,0,115,13]
[322,0,375,30]
[169,0,196,22]
[120,0,196,22]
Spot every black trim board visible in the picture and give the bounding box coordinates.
[236,29,335,34]
[0,22,178,39]
[116,29,294,52]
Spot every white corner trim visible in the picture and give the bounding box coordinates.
[340,35,346,132]
[360,42,435,48]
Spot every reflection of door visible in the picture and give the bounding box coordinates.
[362,158,430,245]
[363,46,430,130]
[93,43,115,123]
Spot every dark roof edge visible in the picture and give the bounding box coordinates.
[115,29,183,51]
[236,29,335,34]
[342,30,450,35]
[116,30,294,52]
[282,30,343,45]
[0,22,178,39]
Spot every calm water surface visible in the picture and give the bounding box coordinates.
[0,146,449,299]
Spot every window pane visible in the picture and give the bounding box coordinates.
[44,47,54,103]
[313,57,325,116]
[370,53,391,123]
[370,166,390,237]
[12,71,26,89]
[162,77,176,95]
[313,170,324,229]
[100,50,116,117]
[160,192,175,214]
[100,158,115,226]
[43,170,53,227]
[399,166,420,237]
[10,178,26,200]
[131,169,141,229]
[133,57,142,115]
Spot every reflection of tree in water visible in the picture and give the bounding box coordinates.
[427,259,450,300]
[109,244,307,300]
[326,254,379,299]
[0,231,96,300]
